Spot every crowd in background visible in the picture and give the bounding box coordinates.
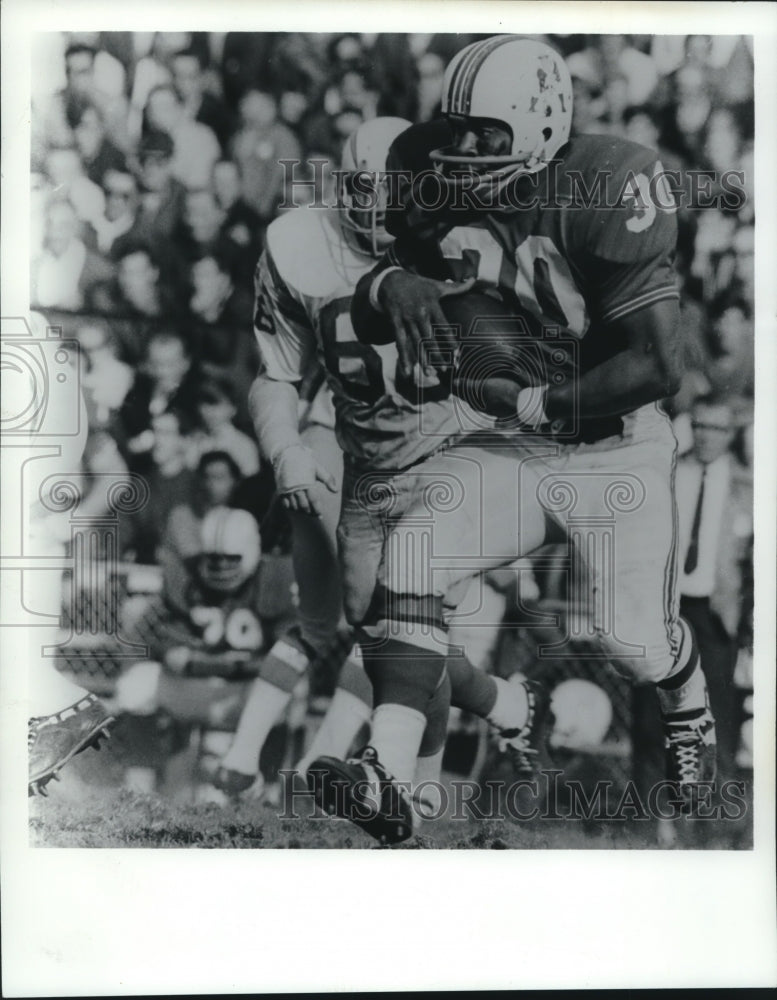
[29,32,755,774]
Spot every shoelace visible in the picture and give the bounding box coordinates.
[666,731,703,784]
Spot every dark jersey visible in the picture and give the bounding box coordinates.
[358,126,680,441]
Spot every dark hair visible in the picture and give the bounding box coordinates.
[65,43,97,64]
[147,82,180,105]
[692,392,733,415]
[196,375,236,407]
[173,46,204,69]
[154,405,195,437]
[147,327,190,357]
[622,104,661,129]
[66,96,103,131]
[192,245,238,283]
[707,291,751,324]
[115,240,159,269]
[197,449,241,481]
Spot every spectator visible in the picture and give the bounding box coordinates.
[186,251,258,430]
[231,90,302,223]
[98,242,178,324]
[675,395,753,777]
[415,51,445,122]
[117,329,201,468]
[145,83,221,190]
[166,450,244,565]
[38,42,130,155]
[212,159,265,271]
[89,168,140,255]
[31,198,113,311]
[172,47,235,154]
[68,99,128,187]
[124,408,199,564]
[132,130,187,247]
[76,320,134,430]
[188,376,260,477]
[706,295,754,399]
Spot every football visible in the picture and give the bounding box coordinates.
[439,288,546,412]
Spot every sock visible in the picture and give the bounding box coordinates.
[298,688,371,768]
[414,747,445,818]
[220,679,291,775]
[487,675,529,732]
[220,636,309,774]
[418,670,451,757]
[655,623,710,721]
[370,703,426,787]
[448,654,498,718]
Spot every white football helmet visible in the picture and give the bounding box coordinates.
[338,116,411,256]
[198,506,261,593]
[549,679,613,750]
[431,35,573,191]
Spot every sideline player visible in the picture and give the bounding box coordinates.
[245,117,551,841]
[344,35,715,829]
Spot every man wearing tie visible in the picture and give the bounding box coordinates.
[675,395,753,779]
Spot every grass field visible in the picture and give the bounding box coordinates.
[29,736,752,850]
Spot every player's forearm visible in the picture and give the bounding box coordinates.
[351,263,405,345]
[545,345,682,421]
[248,374,302,462]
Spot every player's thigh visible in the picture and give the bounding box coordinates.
[380,444,548,599]
[336,486,389,627]
[560,439,682,681]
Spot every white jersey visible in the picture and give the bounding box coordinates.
[254,208,466,471]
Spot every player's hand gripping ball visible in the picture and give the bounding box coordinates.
[439,289,550,418]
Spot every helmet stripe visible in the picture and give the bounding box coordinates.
[450,35,515,115]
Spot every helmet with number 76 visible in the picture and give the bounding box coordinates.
[431,35,573,189]
[198,506,261,593]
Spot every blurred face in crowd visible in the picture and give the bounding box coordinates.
[102,169,138,221]
[713,305,751,356]
[118,250,159,312]
[151,411,186,468]
[676,64,707,101]
[45,200,79,256]
[173,53,204,103]
[65,50,95,96]
[45,148,83,190]
[201,458,238,507]
[279,91,308,127]
[240,91,277,130]
[139,151,173,193]
[339,71,370,112]
[147,87,182,135]
[624,111,660,151]
[185,190,224,243]
[733,225,754,293]
[146,336,190,393]
[416,52,445,116]
[691,402,734,465]
[686,35,713,66]
[198,394,235,434]
[703,109,741,171]
[191,256,232,317]
[73,105,105,160]
[212,160,242,210]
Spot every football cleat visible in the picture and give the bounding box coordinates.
[28,694,115,796]
[663,707,717,814]
[307,746,415,845]
[498,678,553,779]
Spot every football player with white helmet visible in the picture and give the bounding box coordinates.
[231,117,548,836]
[350,35,716,819]
[115,505,300,797]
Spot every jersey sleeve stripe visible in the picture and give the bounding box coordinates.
[600,285,679,325]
